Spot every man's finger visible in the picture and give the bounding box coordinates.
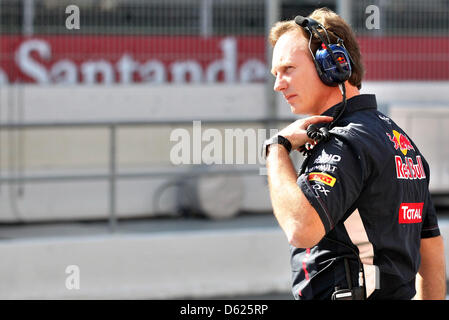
[303,116,333,127]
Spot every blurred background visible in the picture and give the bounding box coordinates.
[0,0,448,299]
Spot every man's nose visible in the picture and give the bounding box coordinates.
[273,74,287,92]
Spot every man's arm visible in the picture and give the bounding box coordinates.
[265,116,332,248]
[266,144,325,248]
[414,235,446,300]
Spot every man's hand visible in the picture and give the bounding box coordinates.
[277,115,333,150]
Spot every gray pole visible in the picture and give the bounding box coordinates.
[23,0,35,36]
[265,0,280,130]
[109,125,117,232]
[336,0,352,26]
[200,0,213,38]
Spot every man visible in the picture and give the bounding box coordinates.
[264,8,446,299]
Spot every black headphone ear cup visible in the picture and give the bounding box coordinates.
[334,47,352,82]
[315,45,352,86]
[314,49,338,86]
[298,17,351,86]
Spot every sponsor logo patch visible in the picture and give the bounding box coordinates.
[386,130,415,156]
[399,202,423,224]
[395,155,426,180]
[308,172,336,187]
[378,114,391,124]
[314,150,341,164]
[312,184,330,196]
[309,163,337,173]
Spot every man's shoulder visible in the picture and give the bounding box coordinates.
[329,109,390,147]
[309,111,393,169]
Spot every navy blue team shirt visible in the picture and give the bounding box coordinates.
[291,94,440,300]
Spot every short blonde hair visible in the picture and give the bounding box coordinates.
[269,8,365,89]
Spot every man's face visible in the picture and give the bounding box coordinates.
[271,30,329,115]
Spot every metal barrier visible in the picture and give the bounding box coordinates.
[0,117,295,231]
[1,109,448,227]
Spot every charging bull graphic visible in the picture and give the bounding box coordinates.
[386,130,415,156]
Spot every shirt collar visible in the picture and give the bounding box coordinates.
[322,94,377,117]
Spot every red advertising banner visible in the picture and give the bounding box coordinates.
[0,35,448,84]
[358,36,449,81]
[0,35,266,84]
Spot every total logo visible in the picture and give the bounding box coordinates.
[386,130,415,156]
[398,202,423,224]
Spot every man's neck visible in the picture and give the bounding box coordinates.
[317,82,360,115]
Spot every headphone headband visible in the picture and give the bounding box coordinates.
[295,16,345,74]
[294,16,329,43]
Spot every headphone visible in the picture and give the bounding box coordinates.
[294,15,352,153]
[294,15,352,87]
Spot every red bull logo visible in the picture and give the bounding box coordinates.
[395,155,426,180]
[337,56,347,64]
[386,130,415,155]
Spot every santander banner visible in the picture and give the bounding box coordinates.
[0,35,266,85]
[0,35,448,85]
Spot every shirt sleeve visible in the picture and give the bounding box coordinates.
[421,158,440,238]
[421,192,441,238]
[297,136,366,234]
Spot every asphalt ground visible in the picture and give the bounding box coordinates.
[1,211,448,300]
